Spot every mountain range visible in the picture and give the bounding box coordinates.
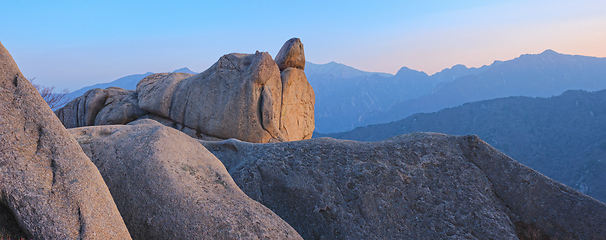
[358,50,606,130]
[308,50,606,133]
[317,89,606,203]
[305,61,495,132]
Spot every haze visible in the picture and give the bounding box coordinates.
[1,0,605,90]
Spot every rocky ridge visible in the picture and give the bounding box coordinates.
[320,89,606,203]
[201,133,606,239]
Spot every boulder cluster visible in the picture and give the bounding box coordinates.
[55,38,315,143]
[2,39,606,239]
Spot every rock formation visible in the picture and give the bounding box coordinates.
[201,133,606,239]
[135,38,314,143]
[136,52,287,143]
[276,38,314,140]
[279,67,315,140]
[135,72,193,117]
[55,87,147,128]
[275,38,306,71]
[68,119,302,239]
[55,38,315,143]
[0,42,131,238]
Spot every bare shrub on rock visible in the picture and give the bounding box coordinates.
[29,77,70,110]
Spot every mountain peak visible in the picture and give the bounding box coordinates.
[540,49,559,55]
[519,49,561,58]
[395,67,428,77]
[305,61,393,78]
[172,67,196,74]
[450,64,469,70]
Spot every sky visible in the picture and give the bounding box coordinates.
[1,0,606,91]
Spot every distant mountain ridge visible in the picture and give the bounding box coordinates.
[305,61,393,78]
[64,67,197,104]
[359,50,606,127]
[317,89,606,203]
[429,62,498,83]
[172,67,197,74]
[307,61,495,133]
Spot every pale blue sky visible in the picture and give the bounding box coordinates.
[1,0,605,90]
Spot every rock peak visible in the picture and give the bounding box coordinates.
[541,49,558,55]
[275,38,305,71]
[395,66,428,77]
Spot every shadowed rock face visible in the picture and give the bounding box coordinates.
[201,133,606,240]
[0,203,27,239]
[69,119,302,240]
[0,42,131,239]
[55,87,148,128]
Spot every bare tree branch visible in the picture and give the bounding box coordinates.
[29,77,71,110]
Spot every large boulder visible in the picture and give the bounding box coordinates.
[135,72,193,117]
[275,38,305,71]
[68,119,302,239]
[137,52,285,143]
[136,38,315,143]
[55,87,147,128]
[0,42,131,238]
[201,133,606,239]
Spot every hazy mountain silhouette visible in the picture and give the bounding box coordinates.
[360,50,606,127]
[172,67,196,74]
[307,61,494,133]
[64,72,154,103]
[64,67,197,104]
[429,63,497,83]
[317,89,606,203]
[306,61,393,78]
